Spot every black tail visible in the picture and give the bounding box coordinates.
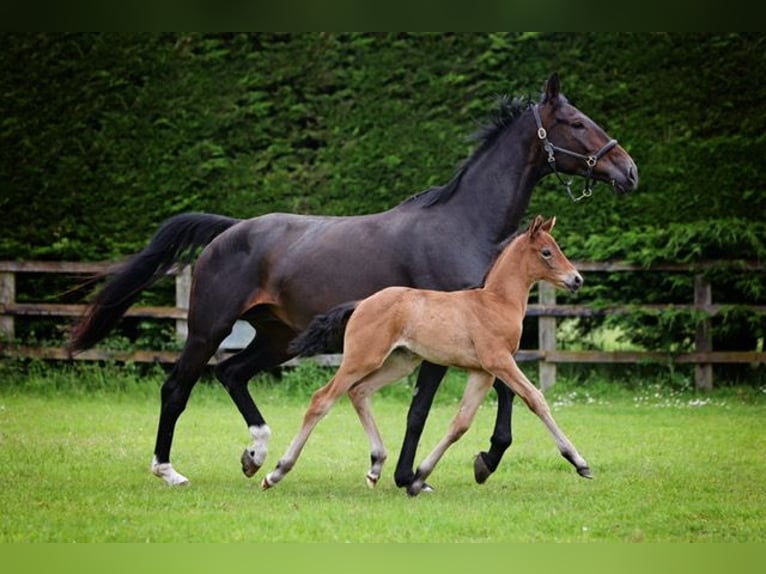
[69,213,240,352]
[287,301,359,357]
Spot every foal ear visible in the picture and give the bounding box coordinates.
[543,72,561,104]
[541,216,557,233]
[528,215,545,237]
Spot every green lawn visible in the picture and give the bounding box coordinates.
[0,366,764,542]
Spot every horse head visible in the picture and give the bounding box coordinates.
[533,73,639,199]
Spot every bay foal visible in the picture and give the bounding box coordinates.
[262,215,591,495]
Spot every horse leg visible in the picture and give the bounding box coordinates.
[408,370,494,496]
[488,357,591,478]
[393,361,446,489]
[214,318,295,478]
[473,380,515,484]
[151,334,223,486]
[347,352,421,488]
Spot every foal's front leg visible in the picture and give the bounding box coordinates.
[489,357,591,478]
[408,370,495,496]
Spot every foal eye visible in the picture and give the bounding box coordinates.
[541,248,552,258]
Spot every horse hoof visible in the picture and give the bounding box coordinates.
[406,481,434,497]
[261,476,273,490]
[577,466,593,479]
[241,449,262,478]
[473,452,492,484]
[365,473,379,488]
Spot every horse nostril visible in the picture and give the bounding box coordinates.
[628,164,639,187]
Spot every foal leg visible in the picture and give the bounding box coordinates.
[489,357,591,478]
[474,380,515,484]
[261,366,368,489]
[408,370,495,496]
[347,352,420,487]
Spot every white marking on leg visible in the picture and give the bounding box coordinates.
[151,455,190,486]
[247,424,272,467]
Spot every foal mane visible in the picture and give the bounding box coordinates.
[401,95,530,209]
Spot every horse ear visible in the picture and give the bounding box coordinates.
[543,72,561,103]
[528,215,544,237]
[541,216,557,233]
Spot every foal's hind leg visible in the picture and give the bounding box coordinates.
[261,367,361,489]
[215,318,296,478]
[348,352,420,487]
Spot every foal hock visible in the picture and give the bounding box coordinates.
[263,215,591,495]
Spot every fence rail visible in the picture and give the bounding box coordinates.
[1,259,764,390]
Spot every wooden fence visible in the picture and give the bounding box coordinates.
[1,260,764,390]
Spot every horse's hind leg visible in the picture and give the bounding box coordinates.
[393,361,446,489]
[348,351,420,488]
[214,317,296,478]
[473,380,515,484]
[408,370,494,496]
[151,334,223,486]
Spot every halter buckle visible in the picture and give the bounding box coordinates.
[537,127,547,140]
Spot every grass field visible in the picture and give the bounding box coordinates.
[1,362,764,542]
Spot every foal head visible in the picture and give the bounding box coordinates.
[520,215,583,293]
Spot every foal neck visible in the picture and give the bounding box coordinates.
[482,235,539,302]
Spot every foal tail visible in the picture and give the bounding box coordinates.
[69,212,240,353]
[287,301,359,357]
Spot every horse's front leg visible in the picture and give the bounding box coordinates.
[393,361,446,491]
[408,370,494,496]
[473,379,515,484]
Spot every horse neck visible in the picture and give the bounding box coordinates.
[482,236,538,308]
[443,111,544,244]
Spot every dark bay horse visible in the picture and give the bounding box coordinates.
[70,73,638,489]
[263,216,589,495]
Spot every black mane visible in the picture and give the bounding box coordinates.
[401,95,530,208]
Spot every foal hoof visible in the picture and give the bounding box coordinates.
[473,452,493,484]
[241,448,262,478]
[261,476,274,490]
[577,466,593,479]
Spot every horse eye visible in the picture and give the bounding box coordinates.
[541,248,552,258]
[571,121,585,129]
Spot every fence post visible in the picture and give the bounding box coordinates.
[694,274,713,390]
[538,281,557,391]
[175,265,191,342]
[0,271,15,341]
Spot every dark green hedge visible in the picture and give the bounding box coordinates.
[2,33,764,358]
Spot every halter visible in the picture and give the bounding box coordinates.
[532,104,618,202]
